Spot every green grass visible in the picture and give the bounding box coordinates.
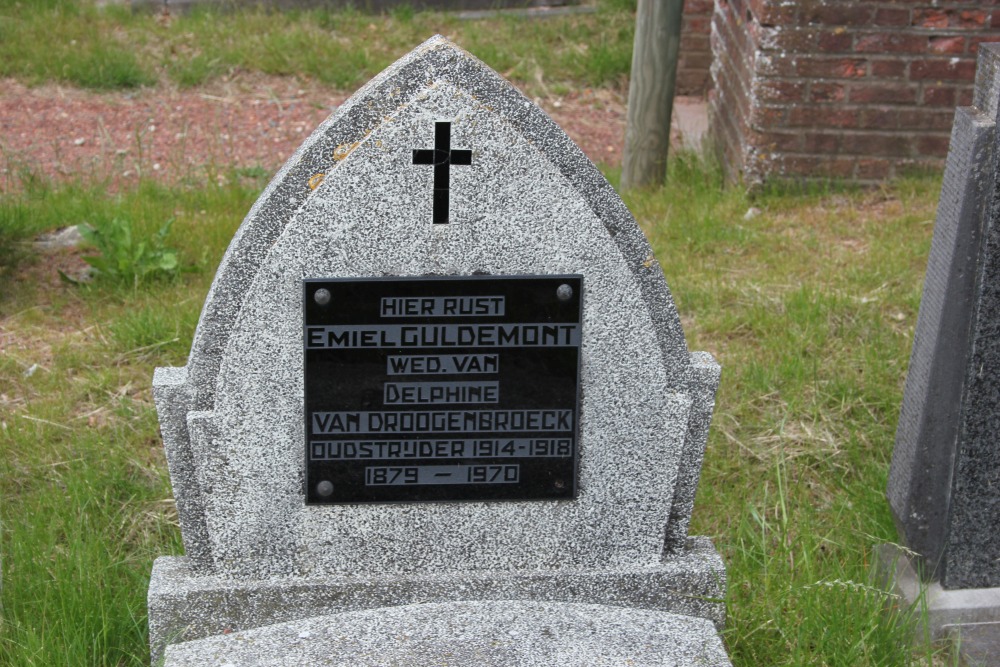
[0,157,953,665]
[0,0,635,94]
[0,3,155,89]
[0,175,259,666]
[618,158,948,664]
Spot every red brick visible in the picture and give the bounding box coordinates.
[911,59,977,81]
[754,2,797,26]
[681,19,708,33]
[676,72,708,95]
[714,0,735,19]
[857,158,893,180]
[796,58,869,79]
[684,0,713,14]
[801,133,840,153]
[817,30,853,53]
[873,8,910,27]
[922,86,957,106]
[687,16,712,33]
[754,53,789,77]
[855,32,927,54]
[679,54,708,68]
[871,59,908,78]
[896,158,946,176]
[970,37,1000,54]
[708,0,994,184]
[915,134,951,156]
[958,88,974,106]
[751,131,802,152]
[809,82,847,103]
[929,36,967,55]
[756,80,806,103]
[788,107,860,129]
[681,16,711,35]
[680,32,710,48]
[684,54,714,72]
[897,109,957,131]
[714,14,747,50]
[713,16,755,60]
[850,84,918,104]
[914,9,949,29]
[803,5,874,27]
[842,133,913,157]
[860,107,900,131]
[780,156,856,179]
[752,105,789,128]
[767,27,817,53]
[914,8,990,30]
[958,10,988,28]
[716,49,753,89]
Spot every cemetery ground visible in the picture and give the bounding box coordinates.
[0,2,961,666]
[1,162,951,665]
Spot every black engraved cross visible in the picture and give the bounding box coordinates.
[412,121,472,224]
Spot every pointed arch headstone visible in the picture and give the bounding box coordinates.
[149,36,726,664]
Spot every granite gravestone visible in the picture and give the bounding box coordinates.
[149,36,729,666]
[885,42,1000,646]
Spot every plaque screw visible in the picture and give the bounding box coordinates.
[556,284,573,302]
[316,480,334,497]
[554,479,566,490]
[314,288,331,306]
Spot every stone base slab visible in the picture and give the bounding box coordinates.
[162,600,733,667]
[879,543,1000,663]
[946,622,1000,667]
[149,536,725,664]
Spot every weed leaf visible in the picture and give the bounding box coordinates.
[79,217,181,284]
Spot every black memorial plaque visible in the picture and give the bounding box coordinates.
[303,275,582,504]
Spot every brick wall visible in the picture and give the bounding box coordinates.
[708,0,1000,186]
[678,0,715,95]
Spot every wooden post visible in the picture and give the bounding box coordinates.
[621,0,685,190]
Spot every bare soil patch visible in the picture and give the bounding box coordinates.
[0,75,628,190]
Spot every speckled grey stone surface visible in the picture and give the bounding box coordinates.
[946,622,1000,667]
[943,42,1000,590]
[878,543,1000,644]
[162,601,732,667]
[148,535,725,655]
[975,44,1000,123]
[888,43,1000,590]
[665,352,720,553]
[150,36,724,662]
[887,107,995,579]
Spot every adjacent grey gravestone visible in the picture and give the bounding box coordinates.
[149,36,729,666]
[884,42,1000,656]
